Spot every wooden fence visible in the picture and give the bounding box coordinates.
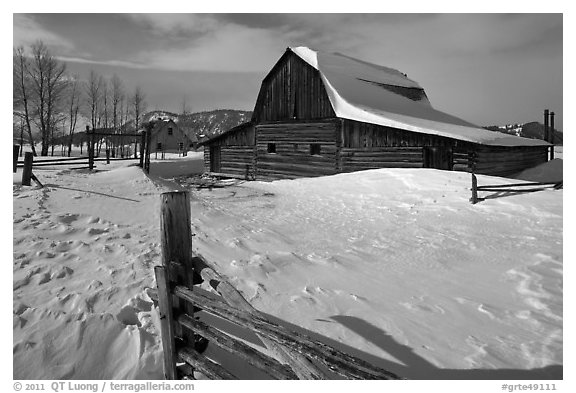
[470,172,562,204]
[14,128,153,187]
[155,191,403,380]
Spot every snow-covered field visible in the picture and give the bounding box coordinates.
[12,152,563,380]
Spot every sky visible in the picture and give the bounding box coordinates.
[12,12,563,130]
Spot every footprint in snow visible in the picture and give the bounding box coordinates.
[56,213,80,224]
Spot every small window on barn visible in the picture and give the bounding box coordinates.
[157,142,162,151]
[179,142,184,150]
[167,127,173,136]
[310,144,321,156]
[293,143,299,152]
[267,143,276,154]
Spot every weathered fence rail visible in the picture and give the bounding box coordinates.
[16,156,140,168]
[155,190,403,380]
[470,172,562,204]
[14,127,153,186]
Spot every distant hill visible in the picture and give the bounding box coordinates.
[175,110,252,141]
[483,122,563,145]
[143,109,252,142]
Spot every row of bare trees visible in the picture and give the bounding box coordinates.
[13,40,147,157]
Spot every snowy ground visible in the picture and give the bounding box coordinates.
[12,152,562,380]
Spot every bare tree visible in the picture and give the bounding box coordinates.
[66,76,81,156]
[129,86,146,157]
[50,112,66,156]
[131,86,147,132]
[96,78,110,155]
[86,70,104,132]
[85,70,105,156]
[13,46,37,156]
[111,74,124,130]
[181,94,190,115]
[27,41,67,156]
[110,74,124,155]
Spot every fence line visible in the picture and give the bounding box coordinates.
[154,190,403,380]
[470,172,562,204]
[14,127,152,186]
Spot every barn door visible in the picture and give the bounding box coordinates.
[423,147,453,170]
[210,145,221,172]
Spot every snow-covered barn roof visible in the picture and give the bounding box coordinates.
[290,46,549,147]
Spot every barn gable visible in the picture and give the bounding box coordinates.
[252,50,335,123]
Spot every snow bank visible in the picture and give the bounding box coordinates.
[188,168,562,379]
[13,164,169,379]
[512,159,563,183]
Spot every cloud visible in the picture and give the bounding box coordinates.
[131,22,288,72]
[56,56,149,69]
[122,14,218,38]
[13,14,75,53]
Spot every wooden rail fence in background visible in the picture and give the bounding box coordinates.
[470,172,562,204]
[155,191,403,380]
[15,127,153,187]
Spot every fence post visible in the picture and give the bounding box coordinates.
[550,112,555,160]
[22,152,33,186]
[470,172,478,204]
[139,131,146,168]
[106,149,110,164]
[160,191,195,379]
[145,130,152,173]
[155,266,178,380]
[87,126,94,171]
[13,145,20,173]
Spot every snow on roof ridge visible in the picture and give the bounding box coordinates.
[291,46,420,89]
[290,46,318,69]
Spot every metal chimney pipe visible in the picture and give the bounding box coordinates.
[544,109,549,142]
[544,109,550,161]
[550,112,555,160]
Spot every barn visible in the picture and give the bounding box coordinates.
[201,46,550,180]
[149,119,195,154]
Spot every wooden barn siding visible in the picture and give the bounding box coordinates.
[339,119,466,171]
[341,119,454,149]
[340,147,424,171]
[218,126,256,147]
[202,125,256,177]
[203,146,211,172]
[219,146,256,177]
[471,145,548,177]
[255,122,337,180]
[253,52,335,123]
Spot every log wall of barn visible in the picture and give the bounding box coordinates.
[339,119,462,171]
[341,119,455,149]
[255,121,338,180]
[218,146,256,178]
[203,125,256,177]
[340,147,424,171]
[203,145,210,172]
[253,52,335,123]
